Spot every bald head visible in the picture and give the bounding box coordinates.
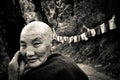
[19,21,53,68]
[20,21,53,42]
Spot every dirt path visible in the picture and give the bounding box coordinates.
[77,64,115,80]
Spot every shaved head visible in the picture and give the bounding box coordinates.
[19,21,53,68]
[20,21,53,42]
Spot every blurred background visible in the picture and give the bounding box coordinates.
[0,0,120,80]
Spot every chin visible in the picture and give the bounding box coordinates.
[28,61,42,68]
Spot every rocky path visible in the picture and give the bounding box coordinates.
[77,64,115,80]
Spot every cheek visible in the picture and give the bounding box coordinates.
[36,45,47,53]
[35,45,50,57]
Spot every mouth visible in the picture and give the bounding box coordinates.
[27,58,38,63]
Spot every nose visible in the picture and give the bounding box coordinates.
[26,50,35,57]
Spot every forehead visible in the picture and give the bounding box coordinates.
[20,33,45,41]
[21,26,47,40]
[20,21,53,42]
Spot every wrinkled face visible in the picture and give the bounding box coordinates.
[20,30,52,68]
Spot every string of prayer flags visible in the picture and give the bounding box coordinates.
[90,29,96,37]
[100,23,106,34]
[109,15,116,30]
[69,36,74,43]
[54,15,116,44]
[73,36,78,43]
[80,33,88,41]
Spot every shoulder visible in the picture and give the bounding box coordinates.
[47,53,89,80]
[47,53,82,73]
[47,53,74,66]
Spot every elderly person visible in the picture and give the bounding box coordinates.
[8,21,88,80]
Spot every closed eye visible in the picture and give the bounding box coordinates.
[20,41,26,49]
[20,44,26,49]
[32,38,42,48]
[33,42,41,48]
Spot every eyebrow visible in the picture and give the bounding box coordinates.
[19,37,42,44]
[32,37,42,42]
